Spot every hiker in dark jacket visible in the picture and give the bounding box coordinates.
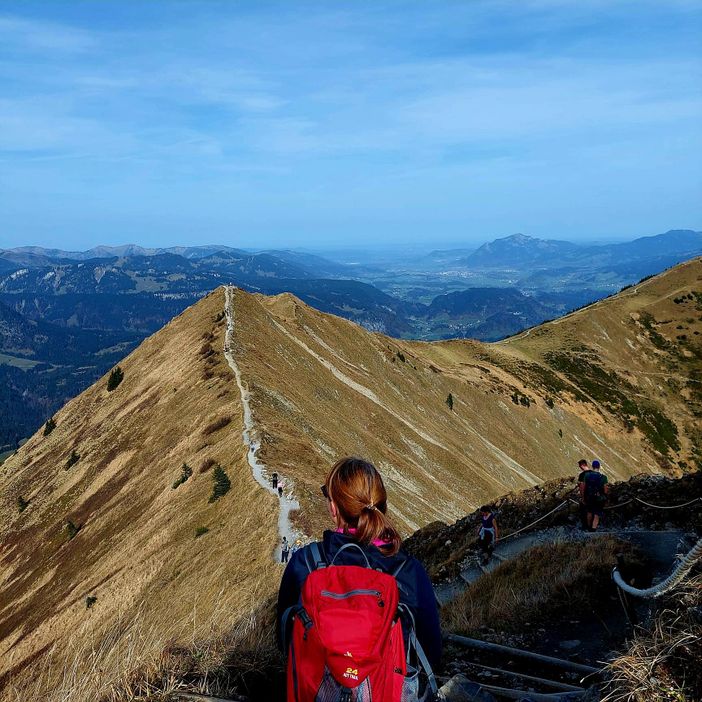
[276,456,442,670]
[477,505,499,564]
[581,459,609,531]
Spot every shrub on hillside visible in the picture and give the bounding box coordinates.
[172,463,193,489]
[85,595,97,609]
[66,520,80,540]
[107,366,124,392]
[65,450,80,470]
[17,496,29,513]
[43,417,57,436]
[203,416,231,436]
[209,465,231,503]
[195,526,209,538]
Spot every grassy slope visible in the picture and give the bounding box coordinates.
[232,263,701,539]
[0,289,279,697]
[502,257,702,470]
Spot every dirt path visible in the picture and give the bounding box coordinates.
[224,286,300,558]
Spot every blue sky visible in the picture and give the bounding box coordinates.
[1,1,701,250]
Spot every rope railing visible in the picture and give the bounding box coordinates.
[632,496,702,510]
[612,538,702,598]
[500,500,569,541]
[478,491,700,552]
[567,496,701,511]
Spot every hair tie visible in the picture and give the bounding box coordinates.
[365,503,377,511]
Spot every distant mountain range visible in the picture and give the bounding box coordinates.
[0,228,700,447]
[429,229,702,275]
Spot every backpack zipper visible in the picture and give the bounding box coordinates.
[321,589,385,607]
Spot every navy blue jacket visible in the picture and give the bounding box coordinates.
[276,530,442,668]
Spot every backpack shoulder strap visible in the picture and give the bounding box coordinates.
[398,603,438,695]
[304,542,327,574]
[391,555,408,578]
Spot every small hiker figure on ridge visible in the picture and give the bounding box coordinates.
[478,505,499,565]
[278,479,285,498]
[281,536,290,563]
[576,458,591,530]
[271,472,279,491]
[582,459,609,532]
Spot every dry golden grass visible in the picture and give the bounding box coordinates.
[442,537,635,635]
[3,580,280,702]
[0,289,280,699]
[603,572,702,702]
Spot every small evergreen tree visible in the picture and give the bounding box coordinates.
[65,450,80,470]
[66,520,80,540]
[446,393,454,411]
[44,417,57,436]
[172,463,193,489]
[17,496,29,513]
[209,465,231,503]
[107,366,124,392]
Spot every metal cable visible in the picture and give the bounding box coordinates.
[612,538,702,599]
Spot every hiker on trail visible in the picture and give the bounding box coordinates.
[278,479,285,498]
[581,460,609,531]
[281,537,290,564]
[477,505,498,564]
[277,456,441,702]
[576,459,591,530]
[272,472,279,490]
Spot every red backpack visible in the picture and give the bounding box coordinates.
[282,542,437,702]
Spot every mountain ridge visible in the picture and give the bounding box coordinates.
[1,258,700,695]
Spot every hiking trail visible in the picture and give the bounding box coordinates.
[435,526,689,605]
[224,286,300,558]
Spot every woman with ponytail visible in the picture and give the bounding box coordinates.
[276,456,442,672]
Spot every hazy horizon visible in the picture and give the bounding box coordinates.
[4,226,702,258]
[1,1,701,250]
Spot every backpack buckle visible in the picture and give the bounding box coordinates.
[298,608,314,640]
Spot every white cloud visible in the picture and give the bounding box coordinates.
[0,15,97,53]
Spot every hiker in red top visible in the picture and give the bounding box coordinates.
[277,457,441,702]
